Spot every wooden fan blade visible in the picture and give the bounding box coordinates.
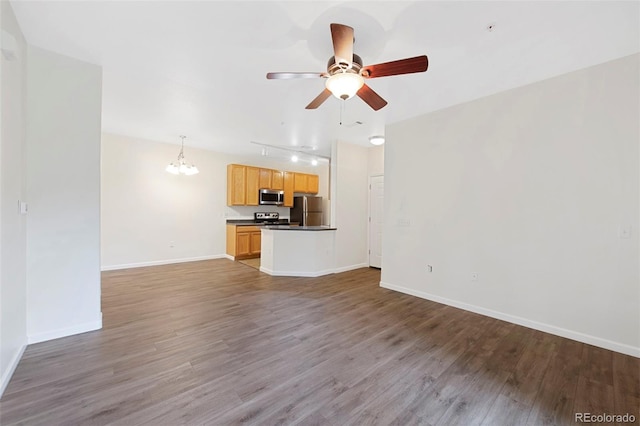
[356,84,387,111]
[267,72,327,80]
[306,89,332,109]
[330,23,354,66]
[361,55,428,79]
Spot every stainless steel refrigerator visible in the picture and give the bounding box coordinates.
[290,196,323,226]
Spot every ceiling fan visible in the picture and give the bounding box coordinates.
[266,23,428,111]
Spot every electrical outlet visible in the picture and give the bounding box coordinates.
[471,273,478,281]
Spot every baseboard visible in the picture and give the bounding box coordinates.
[259,266,334,277]
[259,263,369,277]
[380,281,640,358]
[333,263,369,274]
[27,316,103,345]
[101,254,227,271]
[0,344,26,399]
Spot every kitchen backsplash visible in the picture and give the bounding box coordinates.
[224,205,290,220]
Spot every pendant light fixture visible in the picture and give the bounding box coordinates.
[166,135,199,175]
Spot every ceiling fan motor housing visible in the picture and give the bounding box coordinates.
[327,53,363,76]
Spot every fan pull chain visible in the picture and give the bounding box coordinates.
[340,99,344,125]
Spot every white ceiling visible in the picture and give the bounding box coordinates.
[9,1,640,162]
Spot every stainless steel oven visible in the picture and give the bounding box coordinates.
[259,189,284,206]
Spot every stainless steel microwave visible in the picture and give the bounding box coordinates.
[259,189,284,205]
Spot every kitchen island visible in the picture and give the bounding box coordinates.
[260,225,337,277]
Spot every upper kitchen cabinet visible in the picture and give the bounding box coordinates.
[259,168,272,189]
[227,164,260,206]
[227,163,319,206]
[293,173,319,194]
[283,171,294,207]
[227,164,246,205]
[307,174,319,194]
[246,167,260,205]
[293,173,308,193]
[271,170,284,190]
[259,168,285,190]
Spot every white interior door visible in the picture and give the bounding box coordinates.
[369,175,384,268]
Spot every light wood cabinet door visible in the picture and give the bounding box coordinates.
[307,174,319,194]
[293,173,308,193]
[228,225,261,259]
[236,232,251,257]
[227,164,246,206]
[271,170,284,190]
[246,167,260,205]
[259,168,272,189]
[284,171,294,207]
[250,231,261,255]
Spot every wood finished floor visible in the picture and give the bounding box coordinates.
[1,259,638,425]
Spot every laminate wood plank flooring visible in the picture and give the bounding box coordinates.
[1,259,638,425]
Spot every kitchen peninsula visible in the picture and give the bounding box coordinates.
[260,225,337,277]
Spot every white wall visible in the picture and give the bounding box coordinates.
[368,144,384,177]
[100,133,329,269]
[0,0,27,397]
[25,46,102,343]
[333,141,370,272]
[382,54,640,357]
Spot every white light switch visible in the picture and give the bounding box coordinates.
[19,200,28,215]
[397,218,411,227]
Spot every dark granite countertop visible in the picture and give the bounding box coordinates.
[261,225,337,231]
[226,219,290,226]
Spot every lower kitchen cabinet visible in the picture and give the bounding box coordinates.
[226,225,261,259]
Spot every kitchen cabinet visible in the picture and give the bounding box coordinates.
[227,163,318,206]
[259,168,272,189]
[307,174,319,194]
[271,170,284,190]
[246,167,260,205]
[283,171,294,207]
[293,173,308,193]
[293,173,319,194]
[227,164,246,206]
[226,224,261,259]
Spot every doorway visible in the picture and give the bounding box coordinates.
[369,175,384,268]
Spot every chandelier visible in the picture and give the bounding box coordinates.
[166,135,199,175]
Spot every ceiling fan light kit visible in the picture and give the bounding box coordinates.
[266,22,428,111]
[325,72,364,100]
